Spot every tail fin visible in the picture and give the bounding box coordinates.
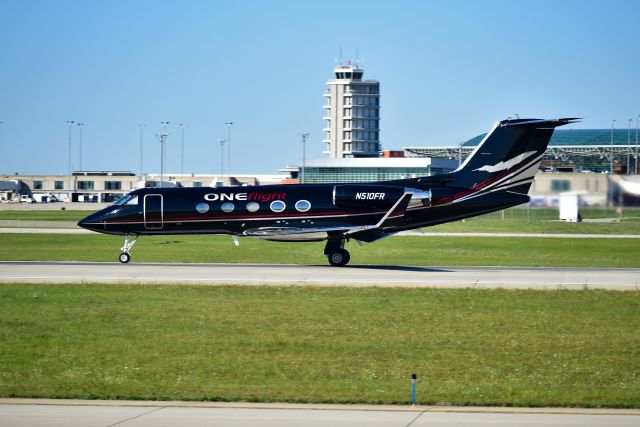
[453,118,579,194]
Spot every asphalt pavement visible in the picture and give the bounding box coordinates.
[1,400,639,427]
[1,261,638,290]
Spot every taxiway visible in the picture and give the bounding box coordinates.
[1,400,639,427]
[0,261,638,289]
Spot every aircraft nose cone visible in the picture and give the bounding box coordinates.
[78,211,104,232]
[77,217,90,229]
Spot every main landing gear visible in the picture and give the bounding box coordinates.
[119,233,139,264]
[324,239,350,267]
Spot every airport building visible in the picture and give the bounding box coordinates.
[406,128,640,174]
[323,63,380,158]
[284,62,459,184]
[402,128,640,206]
[0,172,286,203]
[297,156,456,184]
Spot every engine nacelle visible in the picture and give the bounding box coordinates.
[332,185,405,210]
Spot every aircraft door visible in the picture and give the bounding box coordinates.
[144,194,164,230]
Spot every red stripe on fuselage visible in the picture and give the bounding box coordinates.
[102,208,386,224]
[431,167,516,206]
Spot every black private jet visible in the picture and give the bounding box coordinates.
[79,118,577,266]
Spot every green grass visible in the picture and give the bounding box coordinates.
[425,206,640,234]
[0,284,638,407]
[427,216,640,235]
[3,207,640,233]
[2,233,640,267]
[0,210,94,222]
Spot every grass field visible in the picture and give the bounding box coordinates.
[0,210,94,222]
[2,233,640,267]
[2,207,640,234]
[0,284,638,407]
[427,211,640,235]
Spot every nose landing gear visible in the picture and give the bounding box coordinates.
[324,238,350,267]
[119,233,139,264]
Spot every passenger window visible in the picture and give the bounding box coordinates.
[270,200,286,213]
[295,200,311,212]
[196,202,209,213]
[246,202,260,212]
[221,202,234,213]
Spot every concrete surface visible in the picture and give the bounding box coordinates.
[0,399,638,427]
[0,202,108,210]
[0,222,82,230]
[1,261,638,290]
[398,231,640,238]
[0,226,88,233]
[2,225,640,238]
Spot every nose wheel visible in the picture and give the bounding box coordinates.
[324,238,350,267]
[119,234,139,264]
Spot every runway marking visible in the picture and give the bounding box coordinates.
[104,406,166,427]
[406,409,427,426]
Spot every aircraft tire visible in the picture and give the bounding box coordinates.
[328,249,350,267]
[119,252,131,264]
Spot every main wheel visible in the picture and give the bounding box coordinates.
[119,252,131,264]
[328,249,350,267]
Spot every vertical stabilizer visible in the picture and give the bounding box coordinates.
[453,118,579,194]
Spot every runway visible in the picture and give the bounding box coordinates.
[1,400,638,427]
[2,226,640,238]
[1,261,638,289]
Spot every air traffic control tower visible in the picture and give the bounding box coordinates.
[323,63,380,158]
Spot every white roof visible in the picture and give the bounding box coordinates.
[304,157,457,169]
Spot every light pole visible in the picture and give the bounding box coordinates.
[633,114,640,174]
[0,122,4,172]
[66,120,74,199]
[300,133,309,184]
[610,119,616,175]
[157,133,168,188]
[225,122,233,177]
[158,121,170,188]
[628,119,632,174]
[138,124,145,177]
[179,123,185,177]
[77,122,84,171]
[219,139,226,179]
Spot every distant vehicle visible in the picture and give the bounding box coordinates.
[20,194,59,203]
[31,194,59,203]
[79,118,578,266]
[19,195,35,204]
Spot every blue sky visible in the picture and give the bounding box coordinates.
[1,0,639,175]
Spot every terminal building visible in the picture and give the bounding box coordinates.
[403,127,640,206]
[295,156,456,184]
[406,128,640,174]
[0,172,286,203]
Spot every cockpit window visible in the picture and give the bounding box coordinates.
[113,194,138,206]
[114,195,131,205]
